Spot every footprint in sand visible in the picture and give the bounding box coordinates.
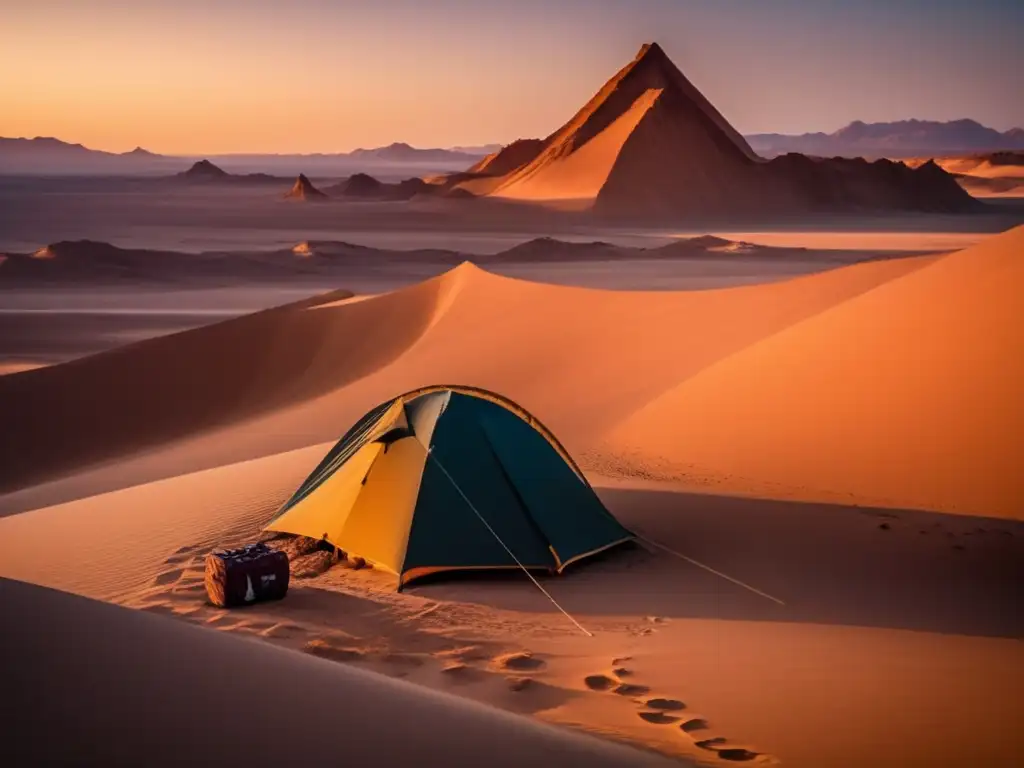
[494,651,546,672]
[152,568,184,586]
[586,662,766,763]
[717,749,761,762]
[613,683,651,697]
[584,674,617,691]
[164,545,201,566]
[645,698,685,711]
[507,676,533,692]
[694,736,761,762]
[638,712,681,725]
[680,718,709,733]
[695,738,729,752]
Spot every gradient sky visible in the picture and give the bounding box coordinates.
[2,0,1021,154]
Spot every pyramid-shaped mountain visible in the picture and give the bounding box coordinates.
[284,174,327,201]
[457,43,974,217]
[178,159,229,179]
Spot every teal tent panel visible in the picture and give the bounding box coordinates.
[472,399,632,567]
[401,395,556,576]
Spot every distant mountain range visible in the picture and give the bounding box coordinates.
[747,119,1024,159]
[0,138,491,177]
[4,119,1022,177]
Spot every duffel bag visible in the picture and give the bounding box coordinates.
[204,542,289,608]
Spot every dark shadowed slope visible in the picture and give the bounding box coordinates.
[0,578,679,768]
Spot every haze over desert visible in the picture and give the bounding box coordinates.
[1,3,1022,767]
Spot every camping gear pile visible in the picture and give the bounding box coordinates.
[204,542,289,608]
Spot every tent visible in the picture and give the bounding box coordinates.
[265,386,633,590]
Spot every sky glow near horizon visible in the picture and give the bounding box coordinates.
[1,0,1021,154]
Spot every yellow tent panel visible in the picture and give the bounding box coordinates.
[337,437,429,575]
[265,441,383,542]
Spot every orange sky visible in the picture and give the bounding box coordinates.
[2,1,1021,154]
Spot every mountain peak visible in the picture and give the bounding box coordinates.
[181,159,228,178]
[634,42,667,61]
[284,173,327,201]
[626,42,678,81]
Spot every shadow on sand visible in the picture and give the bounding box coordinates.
[410,486,1024,639]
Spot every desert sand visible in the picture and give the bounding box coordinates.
[913,153,1024,197]
[606,225,1024,516]
[1,227,1021,766]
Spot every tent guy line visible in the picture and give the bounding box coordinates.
[428,447,594,638]
[633,531,787,606]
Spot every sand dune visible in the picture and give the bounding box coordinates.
[928,152,1024,179]
[607,225,1024,517]
[0,278,447,494]
[0,251,935,501]
[907,153,1024,197]
[0,578,678,767]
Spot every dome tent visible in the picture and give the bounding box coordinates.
[264,386,633,590]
